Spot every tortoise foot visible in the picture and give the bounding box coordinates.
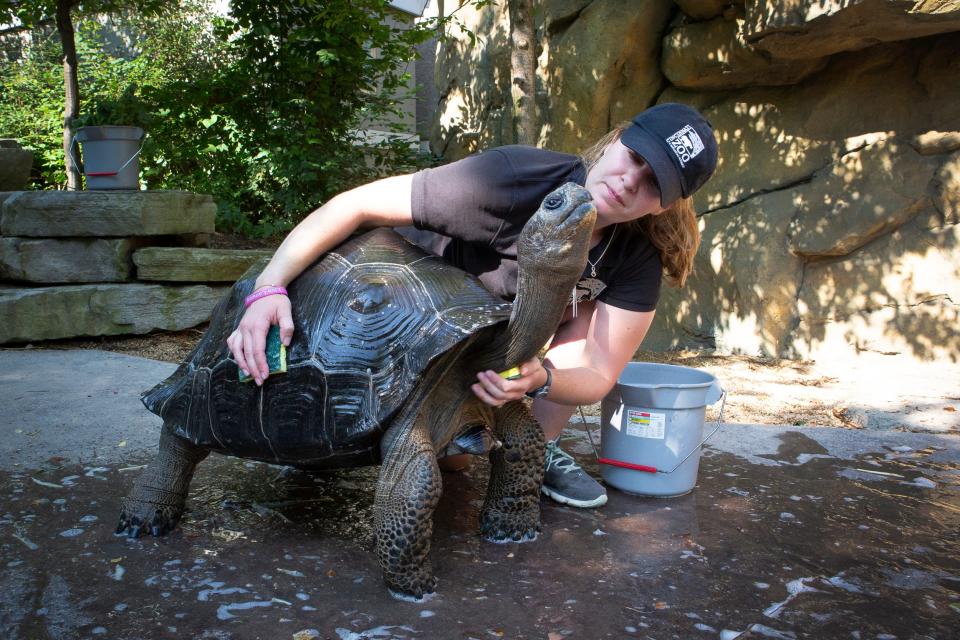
[116,430,207,539]
[480,506,541,544]
[115,498,184,538]
[384,573,437,602]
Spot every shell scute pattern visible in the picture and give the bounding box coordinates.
[141,229,511,469]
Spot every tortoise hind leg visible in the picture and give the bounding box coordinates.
[373,418,442,601]
[116,427,209,538]
[481,402,544,542]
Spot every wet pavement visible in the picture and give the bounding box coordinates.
[1,351,959,639]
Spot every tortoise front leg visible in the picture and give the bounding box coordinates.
[481,401,544,542]
[374,418,442,601]
[116,427,208,538]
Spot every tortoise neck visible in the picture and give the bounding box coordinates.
[472,258,579,372]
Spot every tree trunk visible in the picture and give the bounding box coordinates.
[56,0,81,190]
[509,0,536,146]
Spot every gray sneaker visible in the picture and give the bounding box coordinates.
[541,440,608,508]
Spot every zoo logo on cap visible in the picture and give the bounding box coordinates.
[666,125,705,168]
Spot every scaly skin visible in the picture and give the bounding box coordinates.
[116,428,208,538]
[471,183,596,373]
[481,402,545,542]
[373,418,442,600]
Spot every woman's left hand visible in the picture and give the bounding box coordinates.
[471,356,547,407]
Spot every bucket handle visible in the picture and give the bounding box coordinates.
[69,134,146,177]
[589,390,727,475]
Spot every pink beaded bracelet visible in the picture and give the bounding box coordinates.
[244,286,288,308]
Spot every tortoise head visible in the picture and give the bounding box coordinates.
[517,182,597,280]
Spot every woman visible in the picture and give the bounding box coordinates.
[227,103,718,509]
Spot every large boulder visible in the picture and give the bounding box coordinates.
[662,17,827,90]
[786,140,942,257]
[0,284,228,344]
[539,0,673,152]
[742,0,960,60]
[0,140,33,191]
[795,213,960,362]
[133,247,273,282]
[692,35,960,215]
[646,187,805,355]
[0,190,215,237]
[431,2,513,158]
[647,133,955,358]
[0,238,148,283]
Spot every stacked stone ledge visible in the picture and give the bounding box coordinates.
[0,190,269,344]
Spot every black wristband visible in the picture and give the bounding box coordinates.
[525,367,553,399]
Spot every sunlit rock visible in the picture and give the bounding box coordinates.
[932,151,960,225]
[693,35,960,214]
[430,0,960,363]
[646,188,804,356]
[786,139,942,257]
[911,131,960,156]
[663,17,827,90]
[539,0,672,152]
[796,220,960,360]
[742,0,960,60]
[431,2,512,159]
[431,0,672,158]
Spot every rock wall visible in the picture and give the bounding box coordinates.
[0,191,268,344]
[431,0,960,363]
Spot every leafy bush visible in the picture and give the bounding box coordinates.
[0,0,437,237]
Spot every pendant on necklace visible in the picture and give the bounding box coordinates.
[590,266,597,278]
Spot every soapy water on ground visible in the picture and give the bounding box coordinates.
[1,426,958,639]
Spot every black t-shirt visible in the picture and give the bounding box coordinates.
[406,145,662,312]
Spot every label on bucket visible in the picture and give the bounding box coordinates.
[625,409,666,439]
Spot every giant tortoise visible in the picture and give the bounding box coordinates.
[116,182,597,600]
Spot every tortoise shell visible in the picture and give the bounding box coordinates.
[141,228,512,469]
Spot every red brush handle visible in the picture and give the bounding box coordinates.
[598,457,658,473]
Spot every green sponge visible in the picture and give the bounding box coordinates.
[239,325,288,382]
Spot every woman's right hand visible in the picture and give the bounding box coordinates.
[227,294,294,386]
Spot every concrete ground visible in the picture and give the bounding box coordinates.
[1,350,958,639]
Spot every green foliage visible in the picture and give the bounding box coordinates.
[0,0,440,237]
[0,29,68,185]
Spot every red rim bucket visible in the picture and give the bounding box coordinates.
[73,126,144,190]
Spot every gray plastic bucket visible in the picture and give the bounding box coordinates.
[74,126,144,190]
[599,362,723,498]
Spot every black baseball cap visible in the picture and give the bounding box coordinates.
[619,103,718,207]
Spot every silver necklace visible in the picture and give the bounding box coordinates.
[586,224,617,278]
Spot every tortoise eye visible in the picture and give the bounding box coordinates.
[543,194,564,210]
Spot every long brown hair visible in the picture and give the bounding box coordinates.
[581,125,700,288]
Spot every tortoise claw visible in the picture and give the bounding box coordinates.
[480,506,542,544]
[387,576,437,603]
[116,504,180,539]
[482,526,539,544]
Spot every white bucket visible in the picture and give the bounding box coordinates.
[73,126,144,190]
[599,362,724,498]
